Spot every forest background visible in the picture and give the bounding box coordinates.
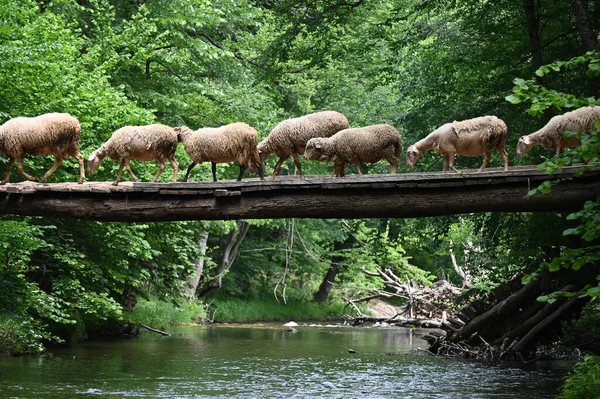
[0,2,599,387]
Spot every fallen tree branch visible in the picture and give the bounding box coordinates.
[141,324,170,336]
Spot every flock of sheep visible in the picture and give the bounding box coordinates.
[0,106,599,185]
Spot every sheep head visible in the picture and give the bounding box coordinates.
[87,149,105,175]
[516,136,532,158]
[257,139,272,164]
[174,126,193,143]
[304,138,331,161]
[406,145,421,168]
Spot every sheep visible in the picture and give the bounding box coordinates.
[0,112,85,184]
[175,123,264,182]
[406,115,508,172]
[257,111,349,180]
[87,124,179,186]
[304,124,402,177]
[516,106,600,158]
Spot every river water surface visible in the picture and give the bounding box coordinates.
[0,324,570,398]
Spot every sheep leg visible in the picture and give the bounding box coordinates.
[17,158,38,182]
[236,163,247,181]
[448,153,461,173]
[152,158,167,182]
[336,162,346,177]
[182,162,197,182]
[478,152,491,172]
[442,155,449,172]
[500,149,509,171]
[1,157,15,185]
[291,154,305,179]
[168,157,179,182]
[389,161,398,174]
[270,157,286,180]
[113,159,127,186]
[42,156,64,182]
[353,162,363,175]
[555,145,562,157]
[211,162,218,182]
[123,158,140,183]
[74,151,85,184]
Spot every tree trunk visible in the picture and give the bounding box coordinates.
[523,0,545,84]
[572,0,599,51]
[450,273,548,343]
[313,239,351,303]
[197,220,249,297]
[571,0,599,97]
[184,231,209,298]
[313,265,338,303]
[449,240,469,288]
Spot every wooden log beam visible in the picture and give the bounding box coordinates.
[0,165,599,222]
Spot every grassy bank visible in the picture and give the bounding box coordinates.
[127,298,206,330]
[207,298,351,323]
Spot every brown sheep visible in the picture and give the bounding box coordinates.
[516,106,600,157]
[257,111,349,180]
[406,116,508,172]
[0,113,85,184]
[304,124,402,177]
[87,124,179,186]
[176,123,263,182]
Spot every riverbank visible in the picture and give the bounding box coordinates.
[207,297,354,323]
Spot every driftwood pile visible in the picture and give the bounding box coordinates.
[424,268,594,361]
[343,267,464,328]
[344,266,593,361]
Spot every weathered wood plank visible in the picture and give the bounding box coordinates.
[0,165,598,221]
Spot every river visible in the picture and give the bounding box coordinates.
[0,324,570,398]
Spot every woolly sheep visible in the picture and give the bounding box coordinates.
[304,124,402,177]
[516,106,600,158]
[257,111,349,180]
[406,115,508,172]
[175,123,263,182]
[87,124,179,186]
[0,112,85,184]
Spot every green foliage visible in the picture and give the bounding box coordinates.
[557,355,600,399]
[507,52,600,115]
[127,298,205,330]
[0,314,49,355]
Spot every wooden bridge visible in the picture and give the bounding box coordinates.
[0,165,599,222]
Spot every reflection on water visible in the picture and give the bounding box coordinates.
[0,324,569,398]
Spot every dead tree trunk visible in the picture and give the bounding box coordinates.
[426,267,594,361]
[197,220,249,297]
[313,240,347,303]
[572,0,599,51]
[523,0,546,84]
[184,231,209,298]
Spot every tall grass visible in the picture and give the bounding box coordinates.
[208,298,350,323]
[126,298,206,329]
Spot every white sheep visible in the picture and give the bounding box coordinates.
[257,111,349,180]
[304,124,402,177]
[87,124,179,186]
[0,112,85,184]
[406,115,508,172]
[516,106,600,157]
[175,123,263,182]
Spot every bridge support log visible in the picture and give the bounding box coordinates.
[0,166,599,222]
